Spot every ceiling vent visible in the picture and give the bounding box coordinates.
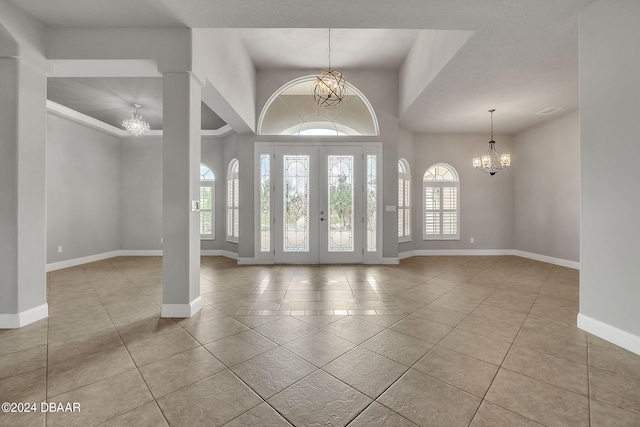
[535,106,563,116]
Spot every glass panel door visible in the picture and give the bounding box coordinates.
[319,146,363,263]
[274,145,364,264]
[274,146,319,263]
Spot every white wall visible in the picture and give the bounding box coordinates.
[1,57,47,322]
[47,113,121,263]
[194,29,256,133]
[411,133,515,251]
[254,68,400,260]
[579,0,640,353]
[514,110,580,262]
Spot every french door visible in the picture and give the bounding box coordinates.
[272,145,364,264]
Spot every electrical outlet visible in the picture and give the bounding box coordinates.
[160,237,163,244]
[470,237,475,244]
[58,246,63,253]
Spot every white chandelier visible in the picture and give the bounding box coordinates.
[122,104,150,136]
[473,109,511,176]
[313,29,347,109]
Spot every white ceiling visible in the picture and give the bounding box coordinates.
[47,77,226,130]
[7,0,595,134]
[240,29,420,71]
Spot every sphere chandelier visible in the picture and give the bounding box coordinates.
[313,29,347,109]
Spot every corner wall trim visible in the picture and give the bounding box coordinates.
[381,257,400,265]
[0,303,49,329]
[161,297,202,318]
[577,313,640,356]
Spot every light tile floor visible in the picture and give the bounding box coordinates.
[1,256,640,426]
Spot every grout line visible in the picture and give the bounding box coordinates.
[37,256,597,426]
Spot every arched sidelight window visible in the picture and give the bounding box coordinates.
[423,163,460,240]
[398,159,411,242]
[258,76,379,136]
[226,159,239,243]
[200,164,215,239]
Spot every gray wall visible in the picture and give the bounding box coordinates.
[580,0,640,338]
[120,136,162,250]
[47,113,121,263]
[514,110,580,262]
[200,136,228,252]
[411,133,515,251]
[219,133,241,253]
[119,134,233,253]
[397,127,416,254]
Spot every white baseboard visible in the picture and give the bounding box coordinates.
[201,250,238,260]
[512,250,580,270]
[161,296,202,318]
[398,251,415,260]
[120,250,163,256]
[410,249,514,256]
[399,249,579,270]
[46,249,240,271]
[577,313,640,356]
[0,303,49,329]
[46,251,120,272]
[45,249,577,270]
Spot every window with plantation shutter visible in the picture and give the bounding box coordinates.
[200,164,215,239]
[226,158,239,243]
[423,163,460,240]
[398,159,411,242]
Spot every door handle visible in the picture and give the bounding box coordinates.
[320,218,326,221]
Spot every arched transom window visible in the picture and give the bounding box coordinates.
[423,163,460,240]
[258,76,379,136]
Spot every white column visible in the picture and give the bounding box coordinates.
[0,57,48,328]
[161,71,202,318]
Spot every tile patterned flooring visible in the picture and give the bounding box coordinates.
[1,255,640,426]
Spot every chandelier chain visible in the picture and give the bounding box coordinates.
[472,108,510,176]
[313,28,347,109]
[328,28,332,70]
[489,108,495,140]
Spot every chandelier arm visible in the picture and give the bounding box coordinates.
[473,109,510,176]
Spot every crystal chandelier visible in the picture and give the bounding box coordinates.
[313,29,347,109]
[473,109,511,176]
[122,104,150,136]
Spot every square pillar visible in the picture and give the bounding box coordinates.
[161,71,202,317]
[0,57,47,328]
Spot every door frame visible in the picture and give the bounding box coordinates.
[254,142,383,264]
